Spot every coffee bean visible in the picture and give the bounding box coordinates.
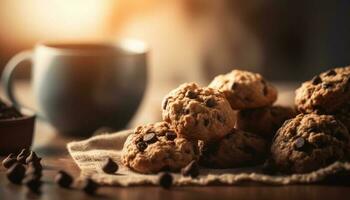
[143,133,157,144]
[186,90,197,99]
[102,158,118,174]
[205,98,217,107]
[162,98,169,110]
[6,163,25,184]
[82,178,99,195]
[136,141,147,152]
[165,131,177,141]
[158,172,173,189]
[181,160,199,178]
[294,137,305,149]
[325,69,337,76]
[25,151,41,164]
[23,175,42,194]
[2,153,17,169]
[17,149,30,164]
[311,76,322,85]
[55,170,73,188]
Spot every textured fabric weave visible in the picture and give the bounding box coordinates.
[67,130,350,186]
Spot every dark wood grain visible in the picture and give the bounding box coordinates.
[1,82,350,200]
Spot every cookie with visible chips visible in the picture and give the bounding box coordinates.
[236,105,297,139]
[162,82,236,142]
[295,66,350,114]
[199,128,267,168]
[271,113,350,174]
[209,70,277,109]
[121,122,199,174]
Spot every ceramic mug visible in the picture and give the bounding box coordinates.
[1,41,148,136]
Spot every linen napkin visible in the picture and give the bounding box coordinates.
[67,130,350,186]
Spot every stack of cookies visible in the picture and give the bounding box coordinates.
[272,67,350,173]
[121,68,350,175]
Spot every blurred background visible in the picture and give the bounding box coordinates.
[1,0,350,125]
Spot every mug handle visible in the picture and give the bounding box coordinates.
[1,50,33,110]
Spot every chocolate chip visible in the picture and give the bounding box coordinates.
[322,82,334,89]
[143,133,157,144]
[102,158,118,174]
[231,82,238,90]
[186,90,197,99]
[333,131,348,142]
[263,85,268,96]
[17,148,30,164]
[204,118,209,126]
[181,160,199,178]
[162,98,169,110]
[0,106,22,120]
[2,153,17,169]
[158,172,173,189]
[261,80,268,96]
[6,163,25,184]
[136,141,147,152]
[26,151,41,164]
[342,78,350,93]
[55,170,73,188]
[261,158,277,175]
[165,131,177,140]
[294,137,305,149]
[28,160,43,171]
[205,98,217,107]
[23,175,42,194]
[26,163,43,177]
[82,178,99,195]
[311,75,322,85]
[217,114,225,123]
[325,69,337,76]
[239,145,257,155]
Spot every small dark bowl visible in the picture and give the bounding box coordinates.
[0,109,35,155]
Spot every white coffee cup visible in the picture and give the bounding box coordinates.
[1,41,148,136]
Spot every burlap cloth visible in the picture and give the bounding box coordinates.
[67,130,350,186]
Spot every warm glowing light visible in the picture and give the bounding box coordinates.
[0,0,116,44]
[120,39,148,54]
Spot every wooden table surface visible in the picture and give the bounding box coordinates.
[1,81,350,200]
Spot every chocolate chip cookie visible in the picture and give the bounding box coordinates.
[199,129,267,168]
[162,82,236,142]
[333,102,350,131]
[295,66,350,114]
[236,105,297,139]
[271,113,350,174]
[208,70,277,109]
[121,122,199,174]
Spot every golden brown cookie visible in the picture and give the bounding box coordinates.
[121,122,199,174]
[199,129,267,168]
[271,113,350,174]
[295,66,350,114]
[236,105,297,139]
[208,70,277,109]
[162,82,236,142]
